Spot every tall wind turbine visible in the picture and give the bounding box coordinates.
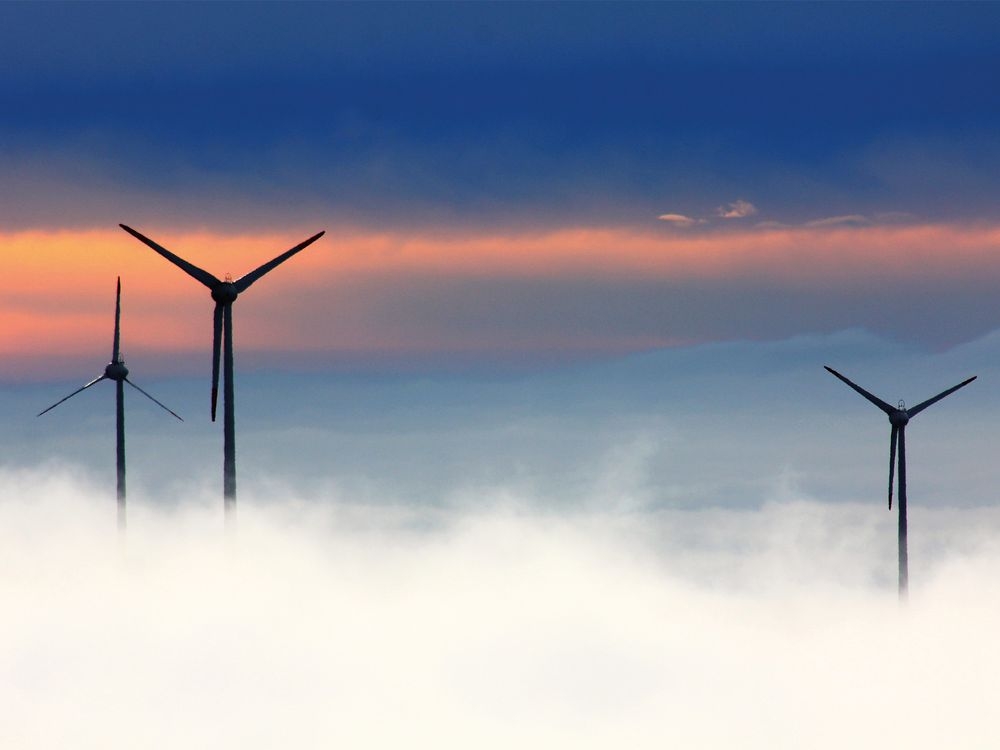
[38,277,183,530]
[119,224,325,522]
[824,366,975,598]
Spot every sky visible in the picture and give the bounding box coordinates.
[3,2,1000,373]
[3,3,1000,747]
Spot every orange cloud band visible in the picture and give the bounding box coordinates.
[6,221,999,284]
[2,222,999,365]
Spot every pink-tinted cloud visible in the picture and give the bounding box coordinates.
[2,221,1000,376]
[657,213,701,228]
[803,215,870,228]
[716,199,758,219]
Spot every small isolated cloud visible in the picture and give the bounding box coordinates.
[803,214,871,228]
[657,213,701,228]
[716,199,758,219]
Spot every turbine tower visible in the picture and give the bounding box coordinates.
[119,224,325,524]
[38,277,183,530]
[824,366,975,598]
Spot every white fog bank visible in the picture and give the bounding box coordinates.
[2,472,1000,749]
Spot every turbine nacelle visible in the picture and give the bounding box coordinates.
[889,410,909,427]
[104,360,129,381]
[211,282,238,304]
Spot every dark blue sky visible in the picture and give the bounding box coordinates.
[3,2,999,230]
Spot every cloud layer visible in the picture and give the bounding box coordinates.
[3,473,1000,749]
[4,327,997,747]
[3,221,1000,378]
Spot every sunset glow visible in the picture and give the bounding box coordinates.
[2,221,998,370]
[4,6,1000,749]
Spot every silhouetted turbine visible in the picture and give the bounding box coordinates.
[38,278,182,530]
[825,366,975,598]
[119,224,325,523]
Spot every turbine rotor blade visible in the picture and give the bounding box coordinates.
[37,375,106,416]
[211,301,223,422]
[824,366,895,414]
[906,376,977,418]
[113,276,122,362]
[233,231,325,294]
[888,424,898,510]
[119,224,221,289]
[124,379,183,421]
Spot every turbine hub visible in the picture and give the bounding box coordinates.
[104,360,128,381]
[889,409,909,427]
[211,282,238,304]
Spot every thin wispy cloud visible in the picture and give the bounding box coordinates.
[663,206,906,232]
[656,213,702,228]
[659,199,758,227]
[756,213,915,230]
[804,214,871,228]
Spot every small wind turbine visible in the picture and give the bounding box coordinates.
[824,366,975,598]
[119,224,325,524]
[38,277,182,530]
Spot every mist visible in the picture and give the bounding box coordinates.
[3,471,1000,749]
[4,329,1000,746]
[9,328,996,510]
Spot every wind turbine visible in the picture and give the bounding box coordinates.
[824,366,975,598]
[38,277,183,530]
[119,224,325,523]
